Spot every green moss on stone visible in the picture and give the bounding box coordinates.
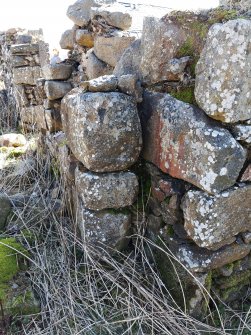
[170,87,196,105]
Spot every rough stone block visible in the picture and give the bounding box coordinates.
[10,43,39,55]
[81,74,118,92]
[59,29,75,50]
[141,91,246,194]
[83,49,113,79]
[75,29,94,47]
[44,81,72,100]
[0,194,12,231]
[13,66,41,85]
[42,64,73,80]
[61,91,142,172]
[75,169,138,210]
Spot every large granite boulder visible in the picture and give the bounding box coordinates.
[94,32,135,67]
[182,185,251,250]
[61,91,142,172]
[75,169,139,210]
[13,66,41,85]
[0,195,12,231]
[77,206,131,250]
[195,19,251,123]
[141,91,246,194]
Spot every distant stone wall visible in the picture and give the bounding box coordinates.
[1,0,251,318]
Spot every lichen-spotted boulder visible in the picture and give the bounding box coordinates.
[195,19,251,123]
[182,185,251,250]
[140,91,246,194]
[61,91,142,172]
[75,169,138,210]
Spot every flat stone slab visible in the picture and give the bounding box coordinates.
[75,169,138,210]
[44,81,72,100]
[141,91,246,194]
[195,19,251,123]
[13,66,41,85]
[42,64,73,80]
[182,185,251,250]
[61,91,142,172]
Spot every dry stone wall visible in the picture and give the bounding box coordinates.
[0,0,251,318]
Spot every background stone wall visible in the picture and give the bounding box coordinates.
[0,0,250,318]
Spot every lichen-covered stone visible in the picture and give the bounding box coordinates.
[13,66,41,85]
[42,64,73,80]
[20,105,45,126]
[141,91,246,194]
[167,237,251,272]
[59,29,75,50]
[195,19,251,123]
[182,185,251,250]
[44,81,72,100]
[113,39,142,78]
[0,195,11,231]
[83,49,113,79]
[220,0,251,11]
[10,43,39,55]
[81,74,118,92]
[61,91,142,172]
[91,3,132,30]
[75,169,138,210]
[118,74,143,103]
[76,29,94,47]
[232,125,251,145]
[94,32,135,67]
[77,206,131,250]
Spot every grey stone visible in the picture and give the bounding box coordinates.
[113,39,142,78]
[0,194,12,231]
[242,232,251,244]
[182,185,251,250]
[83,49,113,79]
[232,125,251,145]
[20,105,45,126]
[59,29,75,50]
[81,74,118,92]
[13,66,41,85]
[16,34,32,44]
[10,43,39,55]
[75,169,138,210]
[42,64,73,80]
[44,109,62,132]
[75,29,94,47]
[10,55,29,67]
[167,237,251,273]
[220,0,251,11]
[240,164,251,182]
[118,74,142,103]
[195,19,251,123]
[77,205,131,250]
[67,0,114,27]
[141,91,246,194]
[44,81,72,100]
[91,3,132,30]
[61,91,142,172]
[94,31,135,67]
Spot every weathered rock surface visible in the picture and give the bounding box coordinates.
[182,185,251,250]
[241,164,251,182]
[94,32,135,67]
[83,49,113,79]
[13,66,41,85]
[0,134,26,147]
[44,109,62,132]
[78,206,131,250]
[113,39,141,78]
[91,4,132,30]
[44,81,72,100]
[118,74,143,103]
[67,0,114,27]
[141,91,246,194]
[76,29,94,47]
[195,19,251,123]
[220,0,251,11]
[75,169,138,210]
[61,91,142,172]
[0,195,12,231]
[232,125,251,145]
[10,43,39,55]
[59,29,75,50]
[42,64,73,80]
[20,105,45,126]
[81,74,118,92]
[166,237,251,272]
